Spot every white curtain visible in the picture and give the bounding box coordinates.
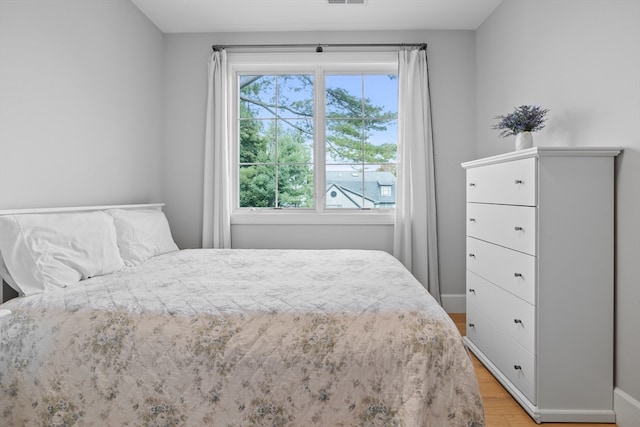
[394,48,441,304]
[202,49,232,248]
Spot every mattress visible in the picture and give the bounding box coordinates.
[0,249,484,426]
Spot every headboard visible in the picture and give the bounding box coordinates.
[0,203,164,216]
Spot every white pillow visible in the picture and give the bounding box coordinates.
[0,211,125,295]
[107,209,178,267]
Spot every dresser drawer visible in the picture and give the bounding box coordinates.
[466,310,537,404]
[466,237,536,304]
[467,271,536,354]
[467,203,537,256]
[466,157,536,206]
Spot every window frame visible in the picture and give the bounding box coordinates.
[228,52,398,225]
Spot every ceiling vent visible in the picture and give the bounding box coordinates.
[328,0,366,4]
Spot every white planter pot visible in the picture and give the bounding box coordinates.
[515,132,534,150]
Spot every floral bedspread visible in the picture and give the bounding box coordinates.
[0,249,484,426]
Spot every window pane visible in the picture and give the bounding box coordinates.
[239,164,276,208]
[364,120,397,163]
[326,75,363,118]
[364,75,398,118]
[277,119,314,164]
[278,164,314,208]
[277,75,314,119]
[363,166,396,209]
[240,119,272,164]
[325,167,365,209]
[325,118,363,164]
[240,75,276,119]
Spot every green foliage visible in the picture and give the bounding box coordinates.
[239,110,313,208]
[239,104,266,164]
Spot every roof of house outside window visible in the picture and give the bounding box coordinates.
[325,171,396,208]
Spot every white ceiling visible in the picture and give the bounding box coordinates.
[131,0,503,33]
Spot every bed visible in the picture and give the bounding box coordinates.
[0,204,484,427]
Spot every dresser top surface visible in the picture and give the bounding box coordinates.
[461,146,622,169]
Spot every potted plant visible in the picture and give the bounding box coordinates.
[493,105,550,150]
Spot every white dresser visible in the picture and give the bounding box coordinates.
[461,147,620,423]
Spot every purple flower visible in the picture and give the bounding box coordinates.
[492,105,549,137]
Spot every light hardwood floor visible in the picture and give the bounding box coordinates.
[449,313,618,427]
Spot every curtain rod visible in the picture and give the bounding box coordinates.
[211,43,427,52]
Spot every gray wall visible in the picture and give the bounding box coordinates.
[162,30,477,310]
[0,0,164,210]
[476,0,640,424]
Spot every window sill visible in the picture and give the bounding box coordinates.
[231,210,395,226]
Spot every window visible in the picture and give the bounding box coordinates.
[324,74,397,209]
[239,74,315,208]
[231,53,398,218]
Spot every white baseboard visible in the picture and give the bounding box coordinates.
[614,387,640,427]
[441,293,465,313]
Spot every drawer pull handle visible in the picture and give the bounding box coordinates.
[514,365,522,370]
[469,218,476,222]
[469,288,476,293]
[468,253,476,258]
[514,179,524,184]
[514,273,523,278]
[468,323,475,328]
[469,183,476,187]
[514,319,523,324]
[514,226,523,231]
